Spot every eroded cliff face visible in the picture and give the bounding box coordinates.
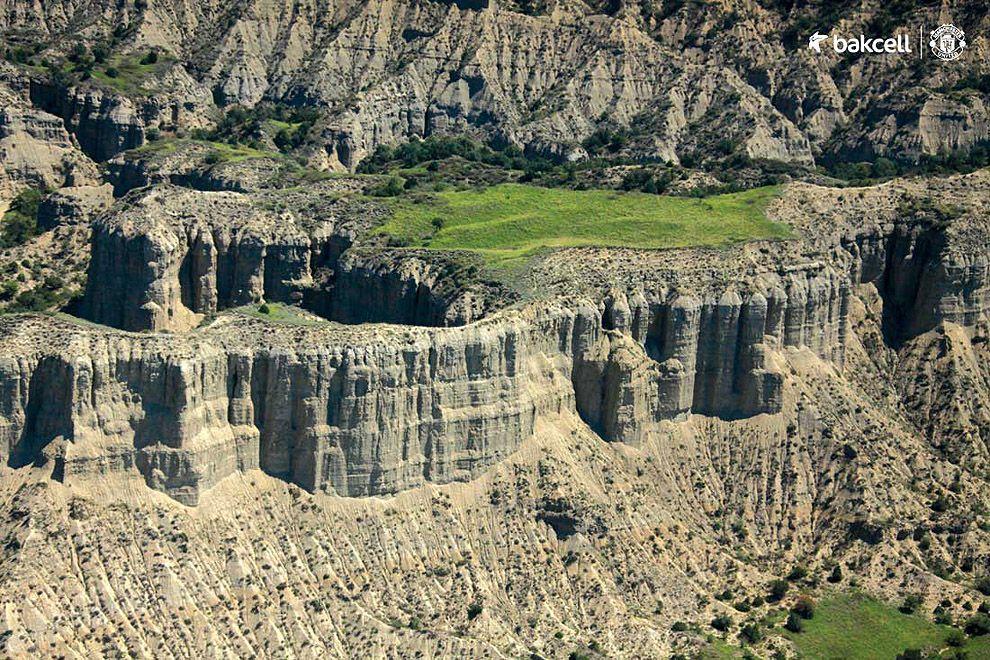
[42,174,990,506]
[586,263,848,432]
[25,66,215,164]
[1,275,844,505]
[0,66,100,200]
[82,186,353,331]
[0,302,591,504]
[843,219,990,345]
[777,177,990,348]
[323,249,509,327]
[1,239,858,506]
[4,0,988,170]
[82,185,509,330]
[29,80,146,162]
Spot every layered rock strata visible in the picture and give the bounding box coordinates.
[0,258,852,505]
[0,305,587,504]
[841,219,990,345]
[82,186,353,331]
[82,186,502,330]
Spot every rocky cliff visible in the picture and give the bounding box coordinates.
[3,273,844,505]
[778,176,990,346]
[2,0,988,170]
[0,302,586,504]
[82,185,511,330]
[0,65,99,200]
[45,174,990,506]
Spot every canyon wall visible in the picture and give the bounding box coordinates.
[11,179,990,505]
[841,220,990,344]
[82,189,504,330]
[0,306,587,504]
[2,258,852,505]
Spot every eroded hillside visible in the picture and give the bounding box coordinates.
[0,165,989,657]
[0,0,987,171]
[1,1,990,658]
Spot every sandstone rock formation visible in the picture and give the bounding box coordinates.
[2,1,987,169]
[1,2,990,654]
[0,66,99,202]
[0,173,981,513]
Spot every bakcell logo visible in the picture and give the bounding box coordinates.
[808,32,829,53]
[808,31,912,54]
[808,25,968,60]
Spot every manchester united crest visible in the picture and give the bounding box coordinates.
[929,24,966,60]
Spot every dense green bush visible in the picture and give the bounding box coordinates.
[369,176,406,197]
[768,579,789,602]
[792,596,816,620]
[740,622,763,644]
[711,614,732,632]
[1,188,45,248]
[966,614,990,636]
[358,135,555,174]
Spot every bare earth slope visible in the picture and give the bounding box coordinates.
[0,0,987,169]
[1,1,990,658]
[1,172,990,657]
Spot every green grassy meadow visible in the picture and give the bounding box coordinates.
[783,592,990,659]
[236,303,326,326]
[377,183,789,266]
[90,52,176,95]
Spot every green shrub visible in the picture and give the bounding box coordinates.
[739,622,763,644]
[787,565,809,581]
[370,176,406,197]
[467,602,483,620]
[966,614,990,636]
[104,66,119,78]
[792,596,816,620]
[0,280,17,300]
[711,614,732,632]
[139,50,158,65]
[258,303,270,314]
[92,44,110,63]
[768,579,789,602]
[899,594,923,615]
[1,188,45,248]
[10,286,60,312]
[785,611,803,633]
[976,576,990,596]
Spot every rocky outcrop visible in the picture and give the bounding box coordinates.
[81,186,354,331]
[0,303,589,503]
[0,67,99,199]
[25,66,213,164]
[36,183,113,230]
[842,219,990,345]
[29,81,146,162]
[774,176,990,347]
[82,185,508,330]
[570,263,847,440]
[2,260,852,505]
[322,249,508,327]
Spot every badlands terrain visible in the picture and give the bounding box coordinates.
[1,0,990,658]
